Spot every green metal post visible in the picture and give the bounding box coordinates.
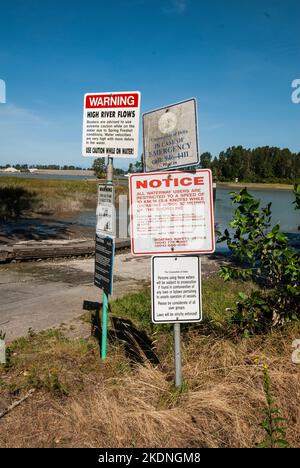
[101,156,113,360]
[101,291,109,359]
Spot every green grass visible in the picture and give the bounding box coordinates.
[0,328,101,397]
[110,288,152,331]
[202,275,256,323]
[108,275,257,331]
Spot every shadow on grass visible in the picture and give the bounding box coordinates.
[83,301,159,366]
[0,187,37,221]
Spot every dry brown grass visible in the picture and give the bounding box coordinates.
[1,326,299,448]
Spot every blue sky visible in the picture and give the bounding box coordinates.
[0,0,299,169]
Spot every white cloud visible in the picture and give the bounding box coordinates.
[0,104,49,126]
[163,0,187,14]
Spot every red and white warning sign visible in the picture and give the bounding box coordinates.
[129,169,215,255]
[82,91,140,158]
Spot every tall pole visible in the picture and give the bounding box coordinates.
[101,156,113,360]
[174,323,182,387]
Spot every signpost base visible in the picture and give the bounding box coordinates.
[174,323,182,387]
[101,292,109,360]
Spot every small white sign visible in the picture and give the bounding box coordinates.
[82,91,141,158]
[129,169,215,255]
[143,98,199,172]
[151,256,202,324]
[0,339,5,364]
[96,184,115,236]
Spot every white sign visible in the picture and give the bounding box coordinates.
[129,169,215,255]
[143,98,199,172]
[82,91,141,158]
[152,256,202,324]
[96,184,115,236]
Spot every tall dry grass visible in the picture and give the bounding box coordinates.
[1,327,299,448]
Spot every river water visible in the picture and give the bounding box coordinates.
[75,187,299,232]
[216,187,299,234]
[2,173,298,233]
[1,178,299,250]
[73,186,300,251]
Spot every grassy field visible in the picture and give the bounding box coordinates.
[0,176,128,218]
[1,275,299,448]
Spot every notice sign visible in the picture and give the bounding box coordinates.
[82,91,140,158]
[94,234,115,295]
[96,184,115,236]
[143,98,199,172]
[129,169,215,255]
[152,256,202,323]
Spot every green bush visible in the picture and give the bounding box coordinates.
[219,188,300,335]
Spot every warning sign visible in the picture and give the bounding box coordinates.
[96,184,115,237]
[151,256,202,324]
[82,91,141,158]
[143,98,199,172]
[129,169,215,255]
[94,234,115,295]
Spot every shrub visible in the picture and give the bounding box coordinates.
[219,188,300,335]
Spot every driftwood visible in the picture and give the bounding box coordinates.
[0,239,130,262]
[0,388,36,419]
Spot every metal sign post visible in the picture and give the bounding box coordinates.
[101,156,113,360]
[151,256,202,387]
[174,323,182,387]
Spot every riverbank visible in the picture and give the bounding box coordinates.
[218,181,294,191]
[0,176,128,219]
[0,169,95,178]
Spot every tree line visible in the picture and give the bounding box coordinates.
[199,146,300,182]
[125,146,300,183]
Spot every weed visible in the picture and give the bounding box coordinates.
[257,364,289,448]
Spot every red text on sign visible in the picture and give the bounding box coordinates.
[136,176,204,190]
[86,93,139,109]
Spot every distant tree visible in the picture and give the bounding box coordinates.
[128,157,143,174]
[200,152,212,169]
[92,158,106,179]
[134,160,143,172]
[114,167,125,176]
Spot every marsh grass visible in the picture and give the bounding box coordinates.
[0,176,128,216]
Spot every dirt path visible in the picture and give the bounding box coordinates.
[0,253,222,341]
